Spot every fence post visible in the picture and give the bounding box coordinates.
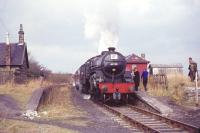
[195,71,199,106]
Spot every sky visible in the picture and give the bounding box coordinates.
[0,0,200,74]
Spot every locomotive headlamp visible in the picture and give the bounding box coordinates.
[112,68,116,72]
[129,86,135,92]
[110,63,118,66]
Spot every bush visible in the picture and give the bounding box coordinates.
[46,73,72,84]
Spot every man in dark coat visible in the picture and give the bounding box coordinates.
[141,68,148,91]
[188,57,198,82]
[133,67,140,91]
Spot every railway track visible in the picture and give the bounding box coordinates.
[99,103,200,133]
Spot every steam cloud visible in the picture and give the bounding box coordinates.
[84,1,119,53]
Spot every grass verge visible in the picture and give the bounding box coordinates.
[38,86,88,126]
[0,80,51,110]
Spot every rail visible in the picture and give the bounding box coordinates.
[128,104,200,133]
[100,103,160,133]
[97,102,200,133]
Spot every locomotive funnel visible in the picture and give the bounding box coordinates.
[108,47,115,52]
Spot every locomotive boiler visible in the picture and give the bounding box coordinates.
[75,47,135,103]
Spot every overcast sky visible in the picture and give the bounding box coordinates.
[0,0,200,73]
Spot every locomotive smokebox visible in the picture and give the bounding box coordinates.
[108,47,115,52]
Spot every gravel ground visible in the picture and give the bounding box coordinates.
[69,88,136,133]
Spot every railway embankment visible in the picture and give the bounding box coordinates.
[24,84,68,119]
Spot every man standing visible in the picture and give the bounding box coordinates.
[141,68,148,91]
[188,57,198,82]
[133,67,140,91]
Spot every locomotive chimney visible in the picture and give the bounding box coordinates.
[108,47,115,52]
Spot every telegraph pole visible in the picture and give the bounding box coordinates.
[195,71,199,106]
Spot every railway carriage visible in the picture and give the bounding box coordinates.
[74,47,135,103]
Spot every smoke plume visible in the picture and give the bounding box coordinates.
[84,1,119,53]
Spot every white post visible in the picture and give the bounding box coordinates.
[195,71,199,106]
[6,32,10,45]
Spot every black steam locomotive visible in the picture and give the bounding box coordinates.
[74,47,135,103]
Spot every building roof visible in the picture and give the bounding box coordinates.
[126,53,150,64]
[150,64,183,68]
[0,43,29,67]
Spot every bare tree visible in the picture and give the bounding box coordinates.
[28,52,51,78]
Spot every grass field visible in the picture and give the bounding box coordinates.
[0,81,88,132]
[38,86,88,126]
[0,80,51,110]
[148,74,200,105]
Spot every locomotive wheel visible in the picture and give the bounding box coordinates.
[90,75,101,100]
[103,94,106,103]
[95,87,100,100]
[101,94,106,103]
[89,77,95,98]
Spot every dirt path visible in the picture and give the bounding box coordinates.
[66,88,134,133]
[0,94,21,117]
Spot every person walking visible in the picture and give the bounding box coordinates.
[141,68,148,91]
[133,67,140,91]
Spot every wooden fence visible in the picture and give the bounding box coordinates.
[0,70,28,84]
[0,71,14,84]
[150,74,168,89]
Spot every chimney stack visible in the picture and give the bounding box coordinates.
[5,32,11,69]
[18,24,24,44]
[141,53,145,59]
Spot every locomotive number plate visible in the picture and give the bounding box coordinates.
[111,54,118,59]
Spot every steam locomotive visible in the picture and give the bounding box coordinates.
[74,47,135,103]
